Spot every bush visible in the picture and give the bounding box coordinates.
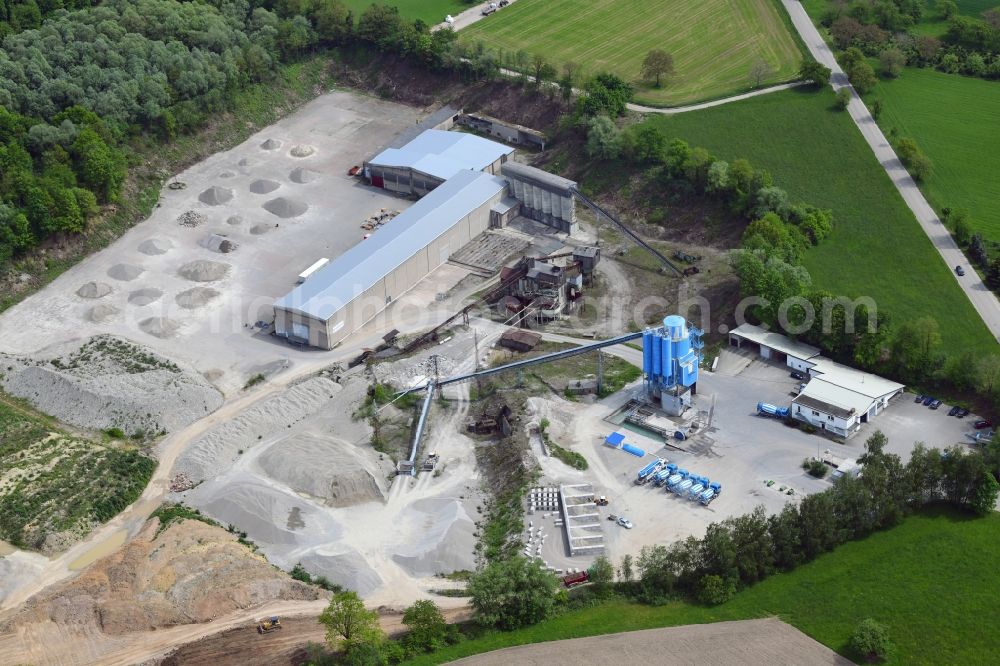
[697,574,736,605]
[850,618,892,662]
[803,458,828,478]
[835,88,852,110]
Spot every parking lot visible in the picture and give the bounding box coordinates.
[533,349,980,564]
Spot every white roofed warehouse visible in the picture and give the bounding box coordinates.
[364,129,513,197]
[273,170,508,349]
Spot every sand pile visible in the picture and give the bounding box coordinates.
[128,288,163,306]
[139,317,180,339]
[76,281,112,299]
[175,287,220,309]
[1,519,321,639]
[199,234,238,254]
[250,223,273,235]
[107,263,144,281]
[391,498,477,577]
[174,377,341,483]
[257,432,390,507]
[177,260,230,282]
[137,238,172,256]
[87,304,119,323]
[198,186,233,206]
[238,157,250,166]
[225,215,243,226]
[290,167,321,184]
[218,170,236,178]
[299,550,383,596]
[260,138,282,150]
[177,210,207,227]
[263,197,308,219]
[0,336,223,433]
[290,145,315,158]
[249,179,280,194]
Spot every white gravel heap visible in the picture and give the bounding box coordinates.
[174,376,342,483]
[0,335,223,434]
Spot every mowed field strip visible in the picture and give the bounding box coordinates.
[873,68,1000,238]
[460,0,803,106]
[642,88,995,352]
[341,0,465,24]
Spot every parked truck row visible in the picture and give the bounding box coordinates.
[635,458,721,505]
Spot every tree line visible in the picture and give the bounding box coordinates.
[823,0,1000,81]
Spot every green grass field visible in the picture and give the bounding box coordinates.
[407,506,1000,665]
[639,87,995,353]
[802,0,996,37]
[871,68,1000,239]
[341,0,465,25]
[460,0,803,106]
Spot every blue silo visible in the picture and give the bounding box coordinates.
[642,315,703,415]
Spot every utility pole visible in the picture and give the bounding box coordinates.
[597,349,605,395]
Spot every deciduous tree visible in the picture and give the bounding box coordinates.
[640,49,674,87]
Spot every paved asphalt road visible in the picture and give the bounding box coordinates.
[781,0,1000,342]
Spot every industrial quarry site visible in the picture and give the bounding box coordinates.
[2,1,999,664]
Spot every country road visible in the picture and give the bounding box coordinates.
[781,0,1000,341]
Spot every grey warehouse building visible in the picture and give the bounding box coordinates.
[364,129,513,197]
[273,169,508,349]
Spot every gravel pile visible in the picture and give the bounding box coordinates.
[177,210,208,227]
[128,288,163,306]
[289,167,320,184]
[107,263,144,281]
[174,377,341,483]
[225,215,243,226]
[76,281,113,299]
[86,304,120,323]
[139,317,180,338]
[198,186,233,206]
[199,234,238,253]
[177,260,230,282]
[0,336,223,434]
[391,498,477,576]
[262,197,308,219]
[290,144,315,158]
[175,287,220,309]
[137,238,173,256]
[249,179,280,194]
[250,223,273,235]
[260,138,282,150]
[258,432,390,507]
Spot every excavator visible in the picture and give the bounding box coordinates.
[257,616,282,634]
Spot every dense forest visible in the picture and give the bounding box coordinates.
[0,0,464,267]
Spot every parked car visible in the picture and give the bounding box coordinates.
[499,0,509,5]
[617,516,634,529]
[922,396,936,406]
[948,406,961,416]
[929,399,942,410]
[914,394,925,403]
[975,419,992,429]
[955,265,966,276]
[957,408,970,418]
[790,371,805,380]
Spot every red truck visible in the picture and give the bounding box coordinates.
[562,571,589,588]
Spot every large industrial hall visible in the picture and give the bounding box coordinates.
[274,127,579,349]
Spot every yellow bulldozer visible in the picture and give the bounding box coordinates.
[257,616,282,634]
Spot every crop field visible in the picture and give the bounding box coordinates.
[872,68,1000,239]
[407,506,1000,665]
[459,0,803,106]
[341,0,465,24]
[639,88,995,353]
[0,395,156,553]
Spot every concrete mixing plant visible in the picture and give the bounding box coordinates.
[642,315,703,415]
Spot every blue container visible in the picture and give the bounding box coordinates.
[651,331,662,380]
[622,443,645,457]
[660,336,673,385]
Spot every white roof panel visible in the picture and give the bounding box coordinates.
[730,323,822,361]
[808,359,904,399]
[274,170,507,320]
[368,129,513,179]
[797,377,874,416]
